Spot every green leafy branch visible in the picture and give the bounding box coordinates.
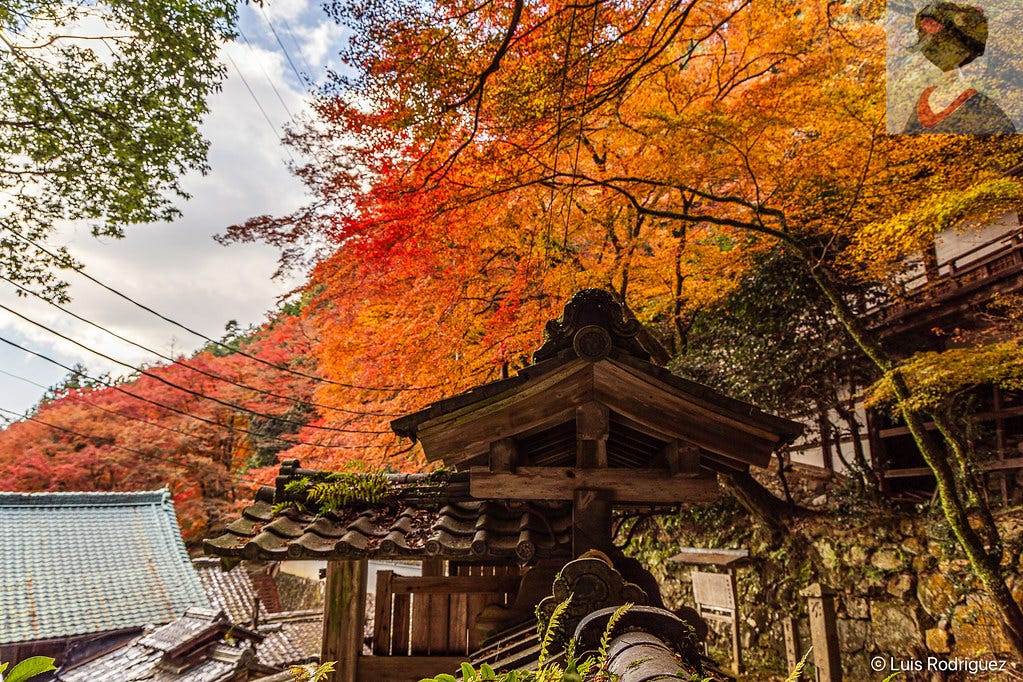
[0,657,56,682]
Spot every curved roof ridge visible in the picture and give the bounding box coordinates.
[0,489,169,507]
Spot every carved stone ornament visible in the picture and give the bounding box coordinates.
[537,556,649,638]
[533,289,650,363]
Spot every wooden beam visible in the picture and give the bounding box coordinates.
[984,456,1023,473]
[592,362,778,467]
[417,360,594,465]
[576,402,609,468]
[321,559,367,682]
[470,467,720,503]
[356,656,468,682]
[389,575,521,595]
[886,458,1023,479]
[489,438,518,472]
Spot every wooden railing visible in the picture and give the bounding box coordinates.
[372,568,520,657]
[870,230,1023,328]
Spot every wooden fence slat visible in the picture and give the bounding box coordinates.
[392,593,411,655]
[411,592,431,655]
[429,593,451,653]
[464,565,482,652]
[449,593,469,655]
[373,571,394,656]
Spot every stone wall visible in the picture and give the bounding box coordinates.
[635,499,1023,679]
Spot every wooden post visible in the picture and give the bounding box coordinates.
[783,616,802,676]
[321,559,368,682]
[489,438,519,472]
[572,488,612,556]
[729,568,742,675]
[800,583,841,682]
[576,402,609,469]
[994,386,1009,503]
[665,441,701,477]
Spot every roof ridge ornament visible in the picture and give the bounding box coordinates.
[533,289,651,363]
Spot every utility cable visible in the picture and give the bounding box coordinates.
[258,5,309,90]
[0,405,268,488]
[238,27,297,120]
[0,222,442,392]
[0,334,394,450]
[224,50,296,165]
[0,273,402,418]
[0,365,251,454]
[268,9,317,82]
[0,300,390,434]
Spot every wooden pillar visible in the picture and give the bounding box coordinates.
[573,488,612,556]
[665,441,700,477]
[729,568,742,675]
[489,438,518,473]
[321,559,368,682]
[576,402,609,468]
[574,402,612,556]
[800,583,841,682]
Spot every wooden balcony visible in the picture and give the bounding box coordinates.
[869,229,1023,338]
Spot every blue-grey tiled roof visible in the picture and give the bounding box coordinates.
[57,608,255,682]
[0,489,210,644]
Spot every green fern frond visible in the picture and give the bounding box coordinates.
[784,649,812,682]
[271,501,295,515]
[597,602,632,665]
[539,595,573,664]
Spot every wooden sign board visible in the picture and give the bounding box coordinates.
[691,571,735,613]
[691,569,743,674]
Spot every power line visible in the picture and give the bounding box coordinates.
[267,8,318,83]
[0,222,441,392]
[0,405,267,488]
[257,5,309,91]
[224,49,296,165]
[0,365,249,454]
[0,273,402,418]
[0,300,390,434]
[0,334,394,450]
[238,26,297,120]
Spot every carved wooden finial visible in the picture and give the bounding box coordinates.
[532,289,650,363]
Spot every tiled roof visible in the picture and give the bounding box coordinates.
[57,609,256,682]
[0,490,209,645]
[391,289,803,446]
[203,465,572,563]
[193,558,269,625]
[256,611,322,669]
[192,559,319,671]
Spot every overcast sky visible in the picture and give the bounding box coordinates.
[0,0,345,417]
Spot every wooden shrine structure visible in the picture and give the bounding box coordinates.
[205,289,802,681]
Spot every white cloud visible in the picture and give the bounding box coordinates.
[0,2,341,414]
[299,20,346,70]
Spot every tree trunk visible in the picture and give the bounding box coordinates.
[720,470,792,538]
[802,261,1023,658]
